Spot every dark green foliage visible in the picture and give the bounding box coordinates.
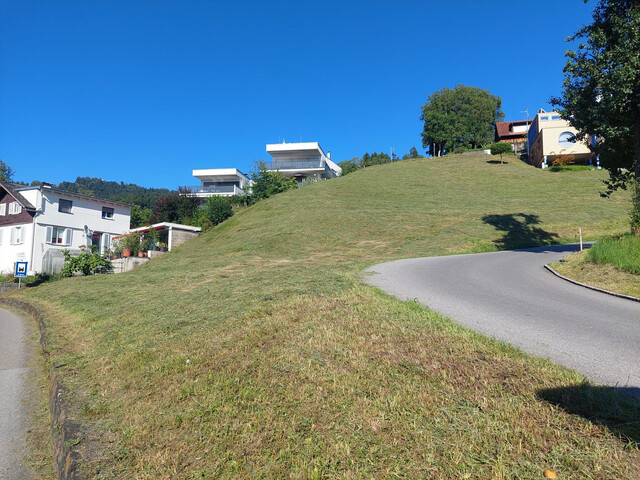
[338,158,359,176]
[420,85,504,156]
[490,142,513,163]
[55,177,174,210]
[402,146,422,160]
[251,167,297,201]
[361,152,391,167]
[202,196,233,228]
[60,250,113,277]
[0,160,14,182]
[551,0,640,233]
[150,193,199,225]
[130,204,152,228]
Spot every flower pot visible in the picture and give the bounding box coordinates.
[159,247,167,252]
[138,251,145,258]
[123,249,132,257]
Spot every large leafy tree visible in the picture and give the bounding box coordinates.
[420,85,504,156]
[551,0,640,234]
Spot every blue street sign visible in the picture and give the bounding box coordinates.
[15,262,28,278]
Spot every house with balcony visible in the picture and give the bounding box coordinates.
[0,181,130,275]
[183,168,252,198]
[264,141,341,182]
[527,109,594,168]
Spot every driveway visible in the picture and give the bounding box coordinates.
[364,244,640,391]
[0,307,33,479]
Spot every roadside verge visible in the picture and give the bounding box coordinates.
[544,264,640,302]
[0,297,83,480]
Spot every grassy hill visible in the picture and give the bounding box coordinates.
[15,155,640,478]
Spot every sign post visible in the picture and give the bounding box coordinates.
[15,261,28,289]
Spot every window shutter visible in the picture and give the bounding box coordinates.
[45,226,53,244]
[0,204,5,216]
[64,228,73,246]
[10,228,16,244]
[17,227,23,244]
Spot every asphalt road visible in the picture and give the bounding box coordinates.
[0,307,33,480]
[364,244,640,392]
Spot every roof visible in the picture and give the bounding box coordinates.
[266,141,327,158]
[127,222,202,235]
[0,181,37,210]
[495,120,532,140]
[15,184,131,209]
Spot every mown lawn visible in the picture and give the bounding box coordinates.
[11,154,640,479]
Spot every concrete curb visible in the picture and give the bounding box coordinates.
[0,297,84,480]
[544,264,640,303]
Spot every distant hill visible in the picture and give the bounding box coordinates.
[52,177,174,209]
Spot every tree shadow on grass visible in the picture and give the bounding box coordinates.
[538,383,640,444]
[482,213,559,250]
[486,160,509,164]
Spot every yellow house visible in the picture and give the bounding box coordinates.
[527,109,593,168]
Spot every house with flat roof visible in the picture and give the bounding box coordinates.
[182,141,341,198]
[183,168,252,198]
[264,141,341,182]
[0,181,130,275]
[527,109,593,168]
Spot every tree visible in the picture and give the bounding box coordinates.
[251,165,297,201]
[0,160,14,182]
[360,152,391,167]
[402,146,422,160]
[420,85,504,156]
[201,196,233,228]
[490,142,513,164]
[130,204,152,228]
[338,158,359,175]
[551,0,640,234]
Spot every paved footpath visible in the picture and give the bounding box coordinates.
[365,244,640,393]
[0,307,33,480]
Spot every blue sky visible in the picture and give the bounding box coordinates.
[1,1,595,189]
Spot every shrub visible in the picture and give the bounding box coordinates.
[60,250,113,277]
[201,196,233,228]
[489,142,513,162]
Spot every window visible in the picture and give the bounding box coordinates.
[540,116,549,121]
[0,229,3,245]
[102,206,114,219]
[551,115,561,121]
[0,204,5,216]
[10,226,24,245]
[58,199,73,213]
[558,131,576,148]
[8,202,22,215]
[45,226,72,246]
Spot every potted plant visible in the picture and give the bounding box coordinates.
[158,242,168,252]
[111,237,123,258]
[145,228,159,251]
[121,232,140,257]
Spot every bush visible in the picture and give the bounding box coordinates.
[60,250,113,277]
[251,167,297,201]
[201,196,233,228]
[489,142,513,163]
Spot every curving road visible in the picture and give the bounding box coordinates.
[364,244,640,391]
[0,307,33,479]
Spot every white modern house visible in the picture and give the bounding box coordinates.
[183,168,253,198]
[0,182,131,275]
[264,141,341,182]
[183,141,342,199]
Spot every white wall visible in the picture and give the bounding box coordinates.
[0,222,35,275]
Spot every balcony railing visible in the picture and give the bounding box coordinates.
[262,158,325,171]
[180,185,244,195]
